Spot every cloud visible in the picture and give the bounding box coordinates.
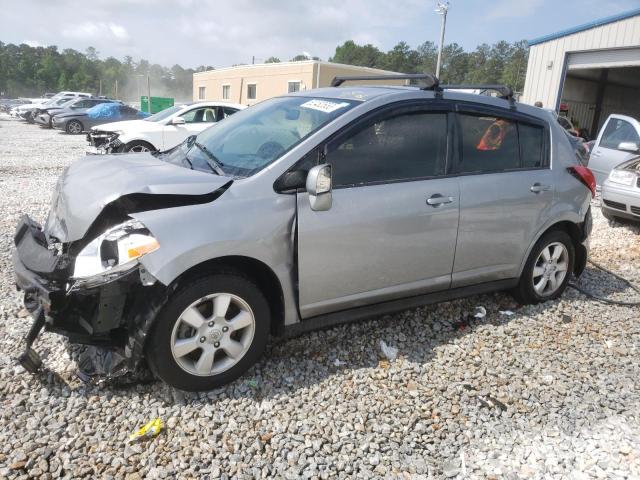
[485,0,544,19]
[22,40,43,47]
[62,22,130,43]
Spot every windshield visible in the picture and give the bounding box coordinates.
[144,105,184,122]
[160,96,357,177]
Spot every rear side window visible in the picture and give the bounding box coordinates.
[600,118,640,149]
[326,111,448,187]
[456,113,546,173]
[519,123,544,168]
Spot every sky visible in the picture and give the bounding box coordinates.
[1,0,638,68]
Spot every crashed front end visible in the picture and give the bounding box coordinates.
[86,130,123,154]
[13,215,166,379]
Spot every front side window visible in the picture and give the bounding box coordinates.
[247,84,257,100]
[326,110,448,187]
[222,85,230,100]
[288,81,301,93]
[145,105,184,122]
[180,107,217,123]
[163,96,357,177]
[198,86,206,100]
[600,118,640,149]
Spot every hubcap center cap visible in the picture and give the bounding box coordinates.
[208,329,223,343]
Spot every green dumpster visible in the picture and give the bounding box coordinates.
[141,96,174,114]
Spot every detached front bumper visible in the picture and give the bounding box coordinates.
[12,216,166,376]
[34,113,51,127]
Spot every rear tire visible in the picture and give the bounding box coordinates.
[124,140,155,153]
[66,120,84,134]
[145,273,270,391]
[512,230,574,305]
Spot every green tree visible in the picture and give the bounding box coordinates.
[265,56,281,63]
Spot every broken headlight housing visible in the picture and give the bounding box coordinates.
[72,220,159,282]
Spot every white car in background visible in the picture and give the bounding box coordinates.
[86,102,246,153]
[589,114,640,185]
[11,91,92,120]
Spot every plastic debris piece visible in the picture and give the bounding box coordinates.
[76,345,128,381]
[499,310,514,316]
[474,306,487,319]
[333,358,345,367]
[246,379,259,389]
[379,340,398,361]
[129,418,163,442]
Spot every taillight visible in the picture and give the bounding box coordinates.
[568,165,596,198]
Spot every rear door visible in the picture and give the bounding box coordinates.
[590,116,640,185]
[451,105,553,287]
[296,101,460,318]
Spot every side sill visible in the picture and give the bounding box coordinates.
[282,278,518,338]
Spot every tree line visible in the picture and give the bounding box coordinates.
[329,40,529,92]
[0,43,213,101]
[0,39,529,100]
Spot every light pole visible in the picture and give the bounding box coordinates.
[435,1,450,79]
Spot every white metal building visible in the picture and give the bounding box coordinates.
[522,8,640,136]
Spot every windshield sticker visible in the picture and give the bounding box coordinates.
[300,99,350,113]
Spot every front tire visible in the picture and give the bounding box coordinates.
[124,140,155,153]
[145,273,270,391]
[66,120,84,134]
[512,230,574,305]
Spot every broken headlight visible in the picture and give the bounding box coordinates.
[72,220,159,280]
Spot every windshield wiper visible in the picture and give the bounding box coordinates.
[194,142,225,175]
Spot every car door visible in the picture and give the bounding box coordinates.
[590,116,640,185]
[162,107,219,149]
[451,106,553,287]
[296,102,460,318]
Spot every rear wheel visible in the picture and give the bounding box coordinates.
[145,273,270,391]
[124,140,155,153]
[512,230,574,305]
[66,120,83,134]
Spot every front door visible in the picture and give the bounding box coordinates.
[451,108,554,287]
[590,115,640,185]
[162,107,219,149]
[296,104,460,318]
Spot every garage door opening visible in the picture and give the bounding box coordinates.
[559,47,640,140]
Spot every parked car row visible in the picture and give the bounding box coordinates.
[8,91,154,134]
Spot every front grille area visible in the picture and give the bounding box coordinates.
[630,206,640,216]
[88,131,119,148]
[603,199,626,211]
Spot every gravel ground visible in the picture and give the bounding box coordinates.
[1,113,639,479]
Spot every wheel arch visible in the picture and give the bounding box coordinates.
[124,139,157,152]
[518,217,588,278]
[167,255,285,336]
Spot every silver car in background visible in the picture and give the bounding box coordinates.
[601,157,640,222]
[13,75,595,391]
[590,114,640,185]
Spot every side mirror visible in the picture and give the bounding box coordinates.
[170,117,186,125]
[306,164,332,211]
[273,170,307,192]
[618,141,639,153]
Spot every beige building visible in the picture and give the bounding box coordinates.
[193,60,402,105]
[522,8,640,136]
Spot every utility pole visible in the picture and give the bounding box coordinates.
[435,1,450,79]
[114,79,118,99]
[147,75,151,113]
[99,79,102,96]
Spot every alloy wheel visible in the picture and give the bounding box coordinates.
[129,145,150,152]
[532,241,569,296]
[170,293,256,376]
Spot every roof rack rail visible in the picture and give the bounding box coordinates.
[330,73,439,90]
[438,84,514,101]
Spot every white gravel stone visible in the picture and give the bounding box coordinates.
[1,114,639,478]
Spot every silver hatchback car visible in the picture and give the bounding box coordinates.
[13,75,595,391]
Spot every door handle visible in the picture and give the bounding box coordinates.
[426,194,454,206]
[530,183,551,193]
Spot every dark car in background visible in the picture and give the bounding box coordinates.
[34,97,120,128]
[52,102,150,134]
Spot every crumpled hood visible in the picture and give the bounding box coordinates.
[92,119,162,133]
[45,153,232,243]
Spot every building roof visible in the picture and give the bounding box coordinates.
[193,60,399,76]
[528,7,640,46]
